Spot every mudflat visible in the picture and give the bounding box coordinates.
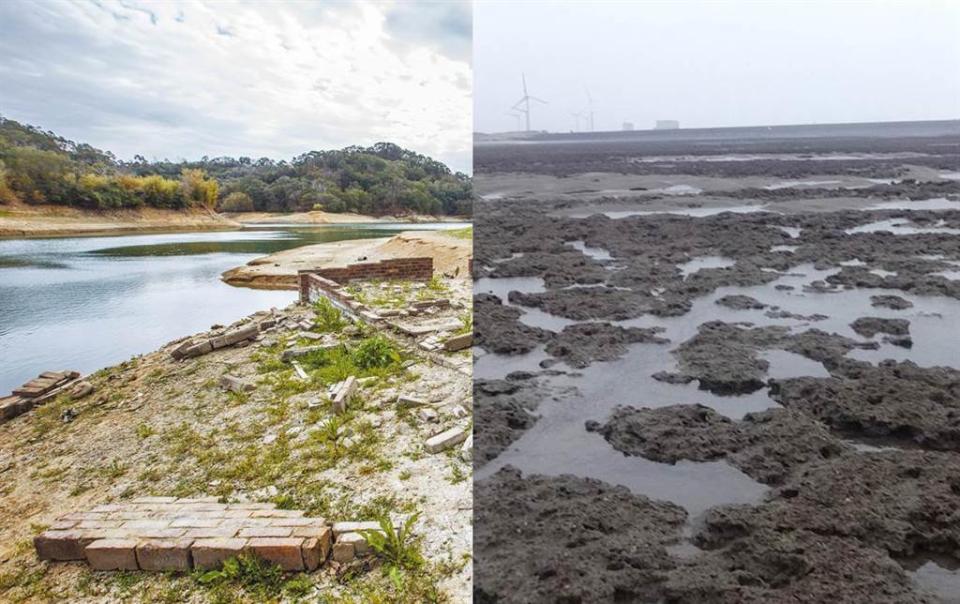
[473,122,960,603]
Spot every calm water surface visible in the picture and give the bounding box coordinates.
[0,223,464,393]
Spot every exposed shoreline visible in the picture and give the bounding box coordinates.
[0,204,467,238]
[222,229,473,290]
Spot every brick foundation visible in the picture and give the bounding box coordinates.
[35,497,332,572]
[298,257,434,304]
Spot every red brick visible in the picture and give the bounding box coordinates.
[247,538,305,571]
[300,527,332,571]
[170,517,221,528]
[250,509,305,518]
[191,538,247,570]
[237,526,292,538]
[85,539,139,570]
[183,527,240,539]
[34,530,92,561]
[136,539,193,571]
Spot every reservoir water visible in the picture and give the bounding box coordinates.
[0,223,463,394]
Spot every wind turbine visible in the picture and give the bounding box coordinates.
[512,73,547,132]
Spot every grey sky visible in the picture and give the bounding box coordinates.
[0,0,471,173]
[475,0,960,134]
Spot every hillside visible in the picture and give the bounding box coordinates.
[0,117,472,217]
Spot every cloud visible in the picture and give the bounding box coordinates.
[0,0,472,173]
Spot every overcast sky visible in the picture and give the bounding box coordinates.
[0,0,471,173]
[475,0,960,134]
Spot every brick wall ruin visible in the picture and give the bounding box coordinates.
[298,257,434,304]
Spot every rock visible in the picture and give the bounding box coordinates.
[396,394,428,408]
[219,374,255,393]
[444,332,473,352]
[282,344,339,362]
[460,433,473,461]
[417,408,439,423]
[68,381,94,400]
[651,371,695,385]
[425,426,469,453]
[850,316,910,338]
[870,294,913,310]
[60,408,77,423]
[716,295,767,310]
[291,361,309,381]
[332,376,357,414]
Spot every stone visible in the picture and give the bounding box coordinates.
[85,539,139,570]
[246,537,306,571]
[425,426,470,453]
[332,376,357,414]
[332,541,355,563]
[396,394,427,408]
[238,526,293,538]
[183,340,213,358]
[282,344,338,362]
[191,538,247,570]
[291,361,309,381]
[332,521,382,537]
[210,323,259,350]
[460,433,473,462]
[418,408,439,423]
[68,381,95,400]
[301,529,332,571]
[34,530,92,561]
[337,532,370,556]
[444,332,473,352]
[298,331,323,341]
[136,539,193,571]
[219,374,254,393]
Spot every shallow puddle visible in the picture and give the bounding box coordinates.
[846,219,960,236]
[475,276,545,299]
[678,256,737,277]
[867,198,960,212]
[765,179,842,190]
[565,240,613,261]
[903,554,960,603]
[476,406,768,519]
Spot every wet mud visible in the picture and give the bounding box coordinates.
[474,127,960,602]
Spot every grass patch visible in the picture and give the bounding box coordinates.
[443,226,472,240]
[313,297,347,333]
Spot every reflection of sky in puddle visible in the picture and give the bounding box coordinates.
[565,240,613,261]
[765,179,841,190]
[846,219,960,236]
[679,255,737,277]
[867,198,960,212]
[776,225,803,238]
[476,259,960,533]
[475,276,545,299]
[568,205,771,219]
[903,555,960,602]
[477,419,767,519]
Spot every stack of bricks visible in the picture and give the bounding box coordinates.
[34,497,331,572]
[1,370,80,423]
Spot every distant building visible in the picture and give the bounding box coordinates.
[655,120,680,130]
[622,122,634,131]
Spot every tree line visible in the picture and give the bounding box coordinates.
[0,117,471,216]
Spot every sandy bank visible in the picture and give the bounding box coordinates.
[222,230,473,289]
[231,210,466,225]
[0,204,241,238]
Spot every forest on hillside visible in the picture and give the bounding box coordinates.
[0,117,472,216]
